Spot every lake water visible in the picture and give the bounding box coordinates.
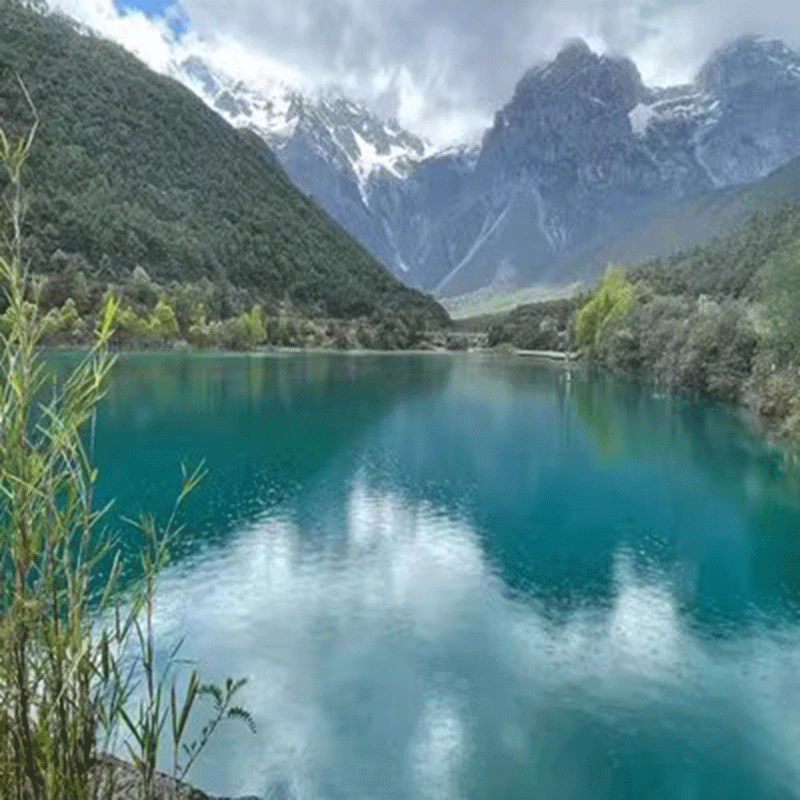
[79,352,800,799]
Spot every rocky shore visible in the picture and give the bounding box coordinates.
[95,754,261,800]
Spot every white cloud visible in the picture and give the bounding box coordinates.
[52,0,177,72]
[49,0,800,148]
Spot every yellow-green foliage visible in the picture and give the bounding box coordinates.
[226,304,267,349]
[575,264,634,349]
[59,297,85,337]
[40,307,61,338]
[149,296,179,338]
[245,304,266,345]
[118,306,150,338]
[37,298,85,340]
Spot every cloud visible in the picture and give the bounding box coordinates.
[52,0,178,71]
[51,0,800,146]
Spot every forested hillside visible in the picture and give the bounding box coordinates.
[628,201,800,300]
[0,0,448,327]
[485,196,800,438]
[556,154,800,287]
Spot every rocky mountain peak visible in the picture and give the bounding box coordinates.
[480,39,647,177]
[696,35,800,96]
[511,39,645,109]
[553,37,594,69]
[166,35,800,298]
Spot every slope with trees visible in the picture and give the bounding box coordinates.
[0,0,448,336]
[575,199,800,437]
[481,194,800,440]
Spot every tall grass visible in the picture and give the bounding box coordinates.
[0,110,253,799]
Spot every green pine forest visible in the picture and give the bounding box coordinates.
[0,0,449,350]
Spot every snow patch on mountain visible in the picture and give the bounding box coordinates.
[427,139,482,171]
[628,102,656,136]
[350,129,408,180]
[170,55,431,191]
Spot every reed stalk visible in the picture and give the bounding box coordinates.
[0,104,253,800]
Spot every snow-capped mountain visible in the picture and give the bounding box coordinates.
[176,55,428,184]
[171,54,432,272]
[409,35,800,295]
[171,35,800,297]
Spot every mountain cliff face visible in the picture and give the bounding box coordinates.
[174,35,800,297]
[174,55,428,274]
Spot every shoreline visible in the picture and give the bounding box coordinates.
[94,753,257,800]
[45,342,577,359]
[574,357,800,457]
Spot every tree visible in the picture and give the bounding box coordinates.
[149,296,179,339]
[117,306,151,341]
[763,241,800,363]
[187,318,214,348]
[125,265,159,313]
[223,304,266,350]
[245,303,266,345]
[574,264,634,350]
[59,296,85,339]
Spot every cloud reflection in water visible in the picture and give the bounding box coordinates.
[146,477,800,800]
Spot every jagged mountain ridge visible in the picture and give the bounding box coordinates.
[178,55,428,184]
[172,54,433,274]
[173,34,800,296]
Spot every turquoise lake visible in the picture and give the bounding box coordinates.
[77,351,800,799]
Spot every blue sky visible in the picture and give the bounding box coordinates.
[113,0,188,37]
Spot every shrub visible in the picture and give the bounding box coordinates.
[149,296,180,340]
[58,296,86,340]
[187,319,215,348]
[592,290,757,402]
[118,307,151,338]
[332,323,350,350]
[278,315,298,346]
[0,120,254,800]
[223,305,266,350]
[355,322,374,349]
